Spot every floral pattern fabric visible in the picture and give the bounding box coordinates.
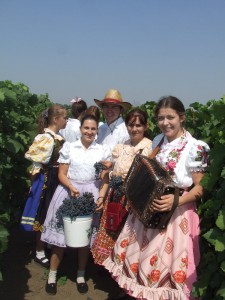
[25,128,64,175]
[103,131,210,300]
[91,137,152,265]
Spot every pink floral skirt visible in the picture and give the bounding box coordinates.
[103,202,200,300]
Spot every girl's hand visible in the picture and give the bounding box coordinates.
[101,161,113,169]
[150,194,175,212]
[29,173,38,184]
[68,184,80,198]
[121,173,127,181]
[96,197,104,211]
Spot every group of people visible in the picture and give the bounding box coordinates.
[21,89,210,300]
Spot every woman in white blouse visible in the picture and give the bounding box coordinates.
[41,114,111,295]
[59,97,87,142]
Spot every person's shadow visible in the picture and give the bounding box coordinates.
[58,249,121,300]
[87,255,122,299]
[0,226,35,300]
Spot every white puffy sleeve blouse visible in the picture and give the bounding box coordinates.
[58,139,112,182]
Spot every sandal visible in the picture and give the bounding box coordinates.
[34,256,50,268]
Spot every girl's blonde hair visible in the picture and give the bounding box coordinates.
[38,104,66,133]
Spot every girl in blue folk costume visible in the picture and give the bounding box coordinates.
[21,104,67,268]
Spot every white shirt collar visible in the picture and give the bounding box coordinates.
[107,116,124,130]
[75,138,99,150]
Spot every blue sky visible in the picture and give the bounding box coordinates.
[1,0,225,108]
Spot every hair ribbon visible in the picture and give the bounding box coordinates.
[70,97,82,103]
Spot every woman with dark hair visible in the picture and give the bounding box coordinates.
[85,105,101,123]
[41,114,111,295]
[21,104,67,267]
[85,105,104,128]
[60,97,87,142]
[91,108,152,266]
[103,96,210,300]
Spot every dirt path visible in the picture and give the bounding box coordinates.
[0,227,121,300]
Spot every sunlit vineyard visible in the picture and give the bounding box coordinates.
[1,80,225,298]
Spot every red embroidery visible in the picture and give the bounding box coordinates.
[120,239,129,248]
[173,270,186,283]
[130,262,139,274]
[150,255,158,266]
[150,269,161,282]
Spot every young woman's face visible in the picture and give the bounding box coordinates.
[157,108,185,142]
[56,110,67,130]
[80,119,98,146]
[127,117,147,145]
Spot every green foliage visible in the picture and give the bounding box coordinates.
[139,101,160,139]
[0,80,225,298]
[187,96,225,299]
[0,80,51,280]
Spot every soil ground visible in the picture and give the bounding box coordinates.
[0,227,121,300]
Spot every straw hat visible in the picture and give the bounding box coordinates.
[94,89,132,112]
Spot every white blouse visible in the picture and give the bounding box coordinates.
[153,131,210,189]
[58,139,112,182]
[97,117,129,151]
[59,118,81,143]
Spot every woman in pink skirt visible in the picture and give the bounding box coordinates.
[103,96,210,300]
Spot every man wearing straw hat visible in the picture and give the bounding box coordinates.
[94,89,132,151]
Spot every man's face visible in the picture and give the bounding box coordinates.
[102,104,122,125]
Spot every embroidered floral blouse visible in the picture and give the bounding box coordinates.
[152,130,210,189]
[112,137,152,178]
[25,128,64,175]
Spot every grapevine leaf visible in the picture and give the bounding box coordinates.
[221,261,225,273]
[216,282,225,297]
[216,210,225,230]
[0,90,5,101]
[0,212,10,223]
[57,275,67,286]
[203,228,225,252]
[5,138,24,153]
[201,144,225,191]
[221,167,225,179]
[215,239,225,252]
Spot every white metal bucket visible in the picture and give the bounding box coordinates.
[63,215,93,247]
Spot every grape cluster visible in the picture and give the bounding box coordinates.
[56,192,97,229]
[94,161,107,180]
[109,175,124,197]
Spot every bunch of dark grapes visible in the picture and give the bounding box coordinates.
[109,175,123,197]
[94,162,107,180]
[56,192,97,229]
